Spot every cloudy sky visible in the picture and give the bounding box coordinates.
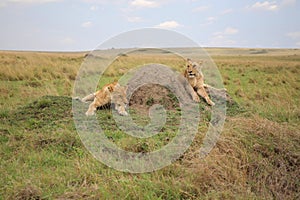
[0,0,299,51]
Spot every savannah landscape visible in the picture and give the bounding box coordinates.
[0,48,299,199]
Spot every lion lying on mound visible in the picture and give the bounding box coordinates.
[183,59,226,106]
[80,82,128,116]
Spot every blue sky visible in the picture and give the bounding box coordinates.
[0,0,299,51]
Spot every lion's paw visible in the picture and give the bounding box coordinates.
[85,111,95,116]
[193,95,200,102]
[119,110,128,116]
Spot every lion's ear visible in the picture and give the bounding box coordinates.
[186,58,193,63]
[186,58,193,67]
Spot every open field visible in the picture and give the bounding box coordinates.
[0,48,299,199]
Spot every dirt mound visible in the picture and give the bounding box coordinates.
[129,84,179,113]
[128,84,241,116]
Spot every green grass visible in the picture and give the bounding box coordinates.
[217,55,300,123]
[0,49,299,199]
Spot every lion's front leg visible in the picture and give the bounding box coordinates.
[81,93,95,103]
[85,97,109,116]
[196,86,215,106]
[185,83,200,102]
[203,84,227,93]
[85,101,97,116]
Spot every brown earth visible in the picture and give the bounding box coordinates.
[128,84,180,113]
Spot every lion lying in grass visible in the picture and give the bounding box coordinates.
[183,59,226,106]
[80,82,128,116]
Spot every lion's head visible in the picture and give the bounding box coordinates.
[185,58,203,78]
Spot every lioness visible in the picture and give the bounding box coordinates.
[81,81,128,116]
[183,59,217,106]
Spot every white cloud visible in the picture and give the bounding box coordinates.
[248,1,279,11]
[296,42,300,46]
[90,5,98,11]
[213,35,225,40]
[247,0,295,11]
[281,0,296,6]
[214,27,239,36]
[211,27,239,47]
[210,37,237,47]
[286,32,300,39]
[224,27,239,35]
[130,0,160,8]
[81,21,93,28]
[221,8,233,15]
[0,0,62,7]
[127,16,143,22]
[81,0,105,3]
[8,0,62,3]
[155,21,181,29]
[200,16,217,26]
[193,5,209,12]
[207,17,216,23]
[61,37,75,45]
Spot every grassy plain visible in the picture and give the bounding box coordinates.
[0,48,299,199]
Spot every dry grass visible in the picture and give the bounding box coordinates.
[0,51,83,81]
[0,51,84,109]
[179,115,300,199]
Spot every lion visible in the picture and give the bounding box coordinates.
[183,59,225,106]
[80,81,128,116]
